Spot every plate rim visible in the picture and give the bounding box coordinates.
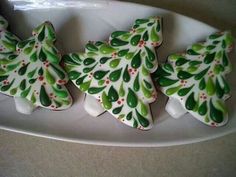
[0,0,235,147]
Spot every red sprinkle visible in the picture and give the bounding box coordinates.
[38,76,44,81]
[58,80,64,84]
[117,101,121,104]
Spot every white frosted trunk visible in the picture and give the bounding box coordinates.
[84,94,105,117]
[165,98,187,119]
[14,97,36,115]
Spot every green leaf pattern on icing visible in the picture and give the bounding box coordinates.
[0,16,72,110]
[63,17,163,130]
[155,31,234,127]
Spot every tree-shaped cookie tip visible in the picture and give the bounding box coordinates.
[0,20,72,111]
[155,31,234,127]
[63,17,162,130]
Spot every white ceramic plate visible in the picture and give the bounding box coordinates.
[0,1,235,147]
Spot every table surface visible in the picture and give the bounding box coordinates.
[0,0,236,177]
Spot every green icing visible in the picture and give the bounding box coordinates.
[63,17,163,130]
[156,31,233,127]
[0,18,72,111]
[130,35,141,46]
[108,86,119,102]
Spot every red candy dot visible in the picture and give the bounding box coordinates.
[38,76,44,81]
[117,101,121,104]
[58,80,64,84]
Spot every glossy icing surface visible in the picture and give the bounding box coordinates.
[155,31,234,127]
[0,16,72,111]
[64,17,163,130]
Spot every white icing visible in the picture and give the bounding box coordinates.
[165,98,187,119]
[14,97,36,114]
[160,31,233,127]
[0,20,72,114]
[84,94,105,117]
[64,17,163,130]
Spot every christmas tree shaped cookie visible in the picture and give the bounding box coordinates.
[155,31,234,127]
[0,18,72,114]
[0,15,20,102]
[63,17,162,130]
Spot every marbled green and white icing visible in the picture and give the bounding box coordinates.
[0,16,72,114]
[63,17,162,130]
[155,31,234,127]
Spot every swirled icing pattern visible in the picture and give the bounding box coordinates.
[0,16,72,111]
[63,17,162,130]
[155,31,234,127]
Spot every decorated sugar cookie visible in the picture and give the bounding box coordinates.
[0,15,21,103]
[0,17,72,114]
[63,17,163,130]
[154,31,234,127]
